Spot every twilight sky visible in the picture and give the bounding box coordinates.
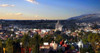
[0,0,100,20]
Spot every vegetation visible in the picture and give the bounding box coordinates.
[80,32,100,52]
[22,33,30,53]
[0,39,3,53]
[55,35,63,43]
[80,45,95,53]
[32,34,41,53]
[88,33,100,52]
[43,35,54,43]
[6,38,13,53]
[0,30,100,53]
[13,39,21,53]
[70,46,75,50]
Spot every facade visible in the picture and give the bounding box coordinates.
[55,21,63,31]
[40,41,58,53]
[77,40,84,48]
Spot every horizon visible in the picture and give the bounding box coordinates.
[0,0,100,20]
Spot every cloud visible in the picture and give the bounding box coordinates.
[15,13,23,15]
[35,15,38,17]
[11,5,15,7]
[7,13,23,16]
[7,13,13,15]
[0,4,15,7]
[26,0,39,4]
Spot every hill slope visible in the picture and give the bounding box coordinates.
[68,13,100,22]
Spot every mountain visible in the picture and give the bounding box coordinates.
[68,13,100,22]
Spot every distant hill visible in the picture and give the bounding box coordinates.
[2,13,100,29]
[68,13,100,22]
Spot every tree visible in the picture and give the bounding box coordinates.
[57,49,63,53]
[70,46,75,50]
[13,39,21,53]
[43,35,54,43]
[55,30,61,34]
[88,33,95,43]
[0,39,3,53]
[22,33,30,53]
[97,50,100,53]
[6,38,13,53]
[80,48,88,53]
[88,33,100,52]
[29,38,34,47]
[71,28,75,32]
[78,32,83,36]
[82,34,89,44]
[32,34,41,53]
[78,32,83,39]
[55,35,63,43]
[60,33,68,40]
[87,45,95,53]
[92,24,98,29]
[73,36,78,42]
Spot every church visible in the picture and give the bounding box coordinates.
[55,21,63,31]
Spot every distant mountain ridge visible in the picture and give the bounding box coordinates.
[68,13,100,22]
[1,13,100,23]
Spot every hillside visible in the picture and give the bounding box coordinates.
[68,13,100,22]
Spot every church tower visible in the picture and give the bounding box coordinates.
[55,21,63,31]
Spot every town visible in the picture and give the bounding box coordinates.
[0,0,100,53]
[0,20,100,53]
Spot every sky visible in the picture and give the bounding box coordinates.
[0,0,100,20]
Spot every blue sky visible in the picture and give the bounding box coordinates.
[0,0,100,20]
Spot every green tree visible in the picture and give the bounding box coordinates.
[87,45,95,53]
[97,50,100,53]
[78,32,83,39]
[73,36,78,42]
[22,33,30,53]
[60,34,68,40]
[55,30,61,34]
[55,35,63,43]
[29,38,34,47]
[82,38,88,44]
[6,38,13,53]
[92,24,98,29]
[70,46,75,50]
[0,39,3,53]
[32,34,41,53]
[80,48,88,53]
[88,33,100,52]
[57,49,63,53]
[43,35,54,43]
[82,34,89,44]
[13,39,21,53]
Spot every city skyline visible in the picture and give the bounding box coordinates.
[0,0,100,20]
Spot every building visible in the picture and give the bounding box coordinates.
[55,21,63,31]
[77,40,84,48]
[40,41,58,53]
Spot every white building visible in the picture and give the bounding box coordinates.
[77,40,84,48]
[55,21,63,31]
